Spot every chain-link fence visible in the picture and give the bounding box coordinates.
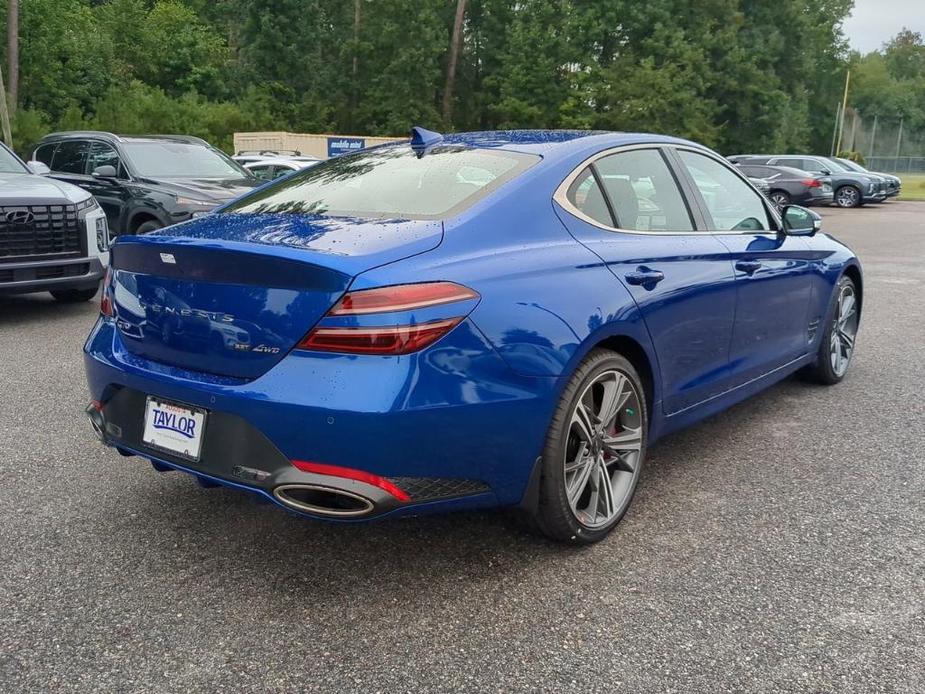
[835,108,925,173]
[866,156,925,174]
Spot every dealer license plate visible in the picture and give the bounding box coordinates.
[142,397,207,461]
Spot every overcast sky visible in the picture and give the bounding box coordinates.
[842,0,925,53]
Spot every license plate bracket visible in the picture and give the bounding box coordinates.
[142,397,207,462]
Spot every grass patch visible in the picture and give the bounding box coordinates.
[898,174,925,201]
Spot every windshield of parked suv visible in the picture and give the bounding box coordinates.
[122,141,252,179]
[0,144,28,173]
[222,144,539,219]
[821,158,851,172]
[835,158,867,173]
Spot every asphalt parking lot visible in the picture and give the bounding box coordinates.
[1,203,923,693]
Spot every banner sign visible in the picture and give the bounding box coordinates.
[327,137,365,158]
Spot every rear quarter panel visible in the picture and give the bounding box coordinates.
[349,157,665,410]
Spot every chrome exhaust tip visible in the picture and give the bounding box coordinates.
[85,403,105,442]
[273,484,375,518]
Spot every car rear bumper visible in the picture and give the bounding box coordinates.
[804,191,834,206]
[0,255,105,294]
[83,317,559,520]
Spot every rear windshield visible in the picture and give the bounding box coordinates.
[122,141,252,179]
[222,144,539,219]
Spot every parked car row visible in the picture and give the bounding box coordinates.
[728,153,901,208]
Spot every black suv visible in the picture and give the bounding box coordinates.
[32,132,260,235]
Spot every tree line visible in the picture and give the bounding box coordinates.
[2,0,921,158]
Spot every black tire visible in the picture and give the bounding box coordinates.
[529,349,648,544]
[50,285,99,303]
[834,185,861,208]
[135,220,163,234]
[800,275,859,385]
[769,190,790,208]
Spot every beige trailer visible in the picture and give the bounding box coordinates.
[233,131,404,160]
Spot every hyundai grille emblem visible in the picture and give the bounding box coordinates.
[5,209,34,225]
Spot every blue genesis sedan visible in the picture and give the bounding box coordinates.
[84,128,862,543]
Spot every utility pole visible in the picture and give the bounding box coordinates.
[0,63,13,146]
[830,103,841,156]
[835,69,851,155]
[868,114,878,161]
[849,110,859,152]
[349,0,360,132]
[7,0,17,112]
[895,117,904,171]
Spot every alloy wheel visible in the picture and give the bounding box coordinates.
[836,186,859,208]
[830,284,859,377]
[564,370,643,529]
[770,192,788,209]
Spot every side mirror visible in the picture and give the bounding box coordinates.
[27,161,50,175]
[782,204,821,236]
[820,169,831,176]
[92,165,118,179]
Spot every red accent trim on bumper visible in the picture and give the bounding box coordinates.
[290,460,411,502]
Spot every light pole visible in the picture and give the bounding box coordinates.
[835,69,851,156]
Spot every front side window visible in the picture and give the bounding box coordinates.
[594,149,694,232]
[803,158,833,173]
[224,145,539,220]
[35,144,56,167]
[87,142,122,176]
[678,150,771,231]
[51,141,89,174]
[122,141,251,179]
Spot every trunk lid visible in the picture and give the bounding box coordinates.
[110,213,443,379]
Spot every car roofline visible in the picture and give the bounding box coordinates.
[41,131,211,147]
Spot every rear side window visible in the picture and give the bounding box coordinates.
[678,150,771,231]
[594,149,694,232]
[775,158,806,170]
[35,143,56,166]
[740,165,774,179]
[224,145,539,220]
[51,141,89,174]
[566,167,613,227]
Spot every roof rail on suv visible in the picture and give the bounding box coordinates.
[43,132,211,147]
[45,130,122,142]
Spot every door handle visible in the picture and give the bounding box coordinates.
[624,268,665,287]
[735,259,763,274]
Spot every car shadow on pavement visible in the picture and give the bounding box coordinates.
[0,292,99,327]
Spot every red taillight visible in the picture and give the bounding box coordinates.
[329,282,478,315]
[100,267,113,317]
[802,178,822,188]
[290,460,410,501]
[298,317,463,355]
[298,281,478,355]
